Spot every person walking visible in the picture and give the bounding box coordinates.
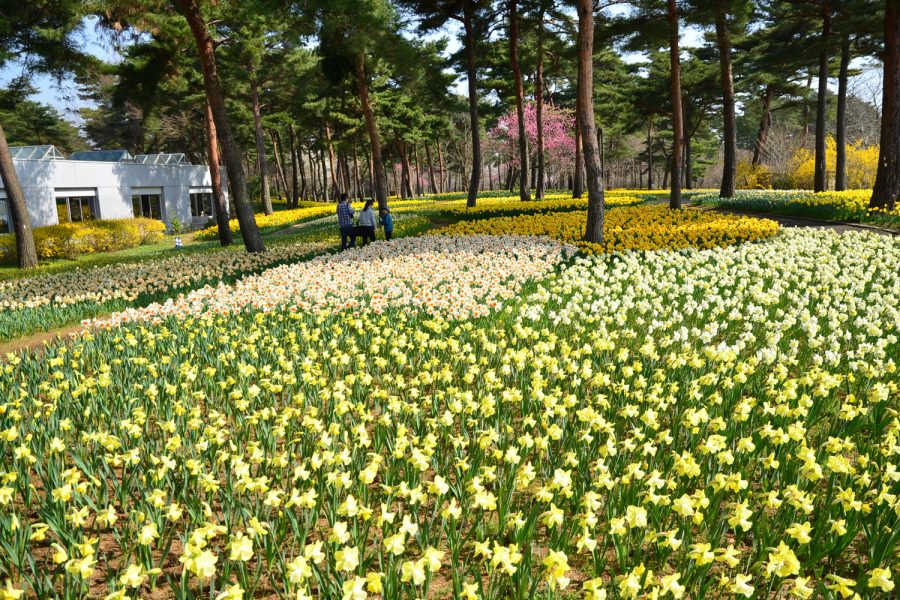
[337,193,355,250]
[380,207,394,241]
[357,200,377,246]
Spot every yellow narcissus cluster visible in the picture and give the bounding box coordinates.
[437,204,780,253]
[195,199,430,240]
[0,227,896,599]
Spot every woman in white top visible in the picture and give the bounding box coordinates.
[357,200,377,246]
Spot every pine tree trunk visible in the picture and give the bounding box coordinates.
[249,76,273,215]
[325,127,338,199]
[320,144,329,200]
[463,5,482,207]
[509,0,530,202]
[647,124,654,190]
[353,147,362,200]
[871,0,900,211]
[396,138,412,198]
[175,0,264,252]
[752,84,774,166]
[573,109,584,198]
[425,144,438,194]
[437,141,446,193]
[802,70,813,147]
[577,0,605,243]
[288,123,300,207]
[668,0,684,209]
[685,133,694,189]
[835,33,851,191]
[715,5,737,198]
[814,4,831,192]
[204,100,232,246]
[414,145,423,196]
[356,53,388,211]
[535,1,546,200]
[270,129,289,203]
[0,123,38,268]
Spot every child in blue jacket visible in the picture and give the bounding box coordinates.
[380,207,394,241]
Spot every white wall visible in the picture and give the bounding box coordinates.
[2,159,229,228]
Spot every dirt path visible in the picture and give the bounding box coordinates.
[0,323,86,359]
[705,207,898,237]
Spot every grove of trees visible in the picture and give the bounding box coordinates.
[0,0,897,263]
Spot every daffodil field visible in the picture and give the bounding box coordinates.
[0,194,898,600]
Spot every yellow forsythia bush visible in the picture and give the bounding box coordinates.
[0,218,165,263]
[785,137,880,189]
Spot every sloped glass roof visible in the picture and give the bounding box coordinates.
[8,145,67,160]
[133,153,189,165]
[69,149,134,162]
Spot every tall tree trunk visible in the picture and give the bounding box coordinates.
[353,147,362,200]
[270,129,289,203]
[386,146,399,197]
[205,100,232,246]
[437,141,446,193]
[356,53,388,211]
[573,109,584,198]
[577,0,605,243]
[715,4,737,198]
[668,0,684,209]
[647,124,654,190]
[0,124,38,268]
[249,75,273,215]
[598,128,605,187]
[835,33,851,191]
[463,5,482,207]
[288,123,300,207]
[814,3,832,192]
[535,1,547,200]
[685,133,694,189]
[396,138,413,198]
[326,127,338,199]
[510,0,530,201]
[320,144,329,200]
[752,84,774,166]
[871,0,900,211]
[175,0,264,252]
[414,145,423,196]
[425,144,439,194]
[802,70,813,147]
[309,147,320,201]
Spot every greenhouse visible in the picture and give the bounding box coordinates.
[0,145,226,231]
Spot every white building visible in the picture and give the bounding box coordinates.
[0,145,229,233]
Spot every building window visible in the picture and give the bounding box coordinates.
[190,191,214,218]
[0,197,9,234]
[56,196,97,223]
[131,194,162,220]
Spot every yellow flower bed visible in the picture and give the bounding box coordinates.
[437,205,780,253]
[0,219,166,262]
[416,194,643,219]
[197,199,430,240]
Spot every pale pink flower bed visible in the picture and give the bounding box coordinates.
[92,235,570,328]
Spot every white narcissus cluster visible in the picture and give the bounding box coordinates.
[93,235,572,328]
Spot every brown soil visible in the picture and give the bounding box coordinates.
[0,322,87,358]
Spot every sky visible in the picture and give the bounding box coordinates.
[0,11,883,137]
